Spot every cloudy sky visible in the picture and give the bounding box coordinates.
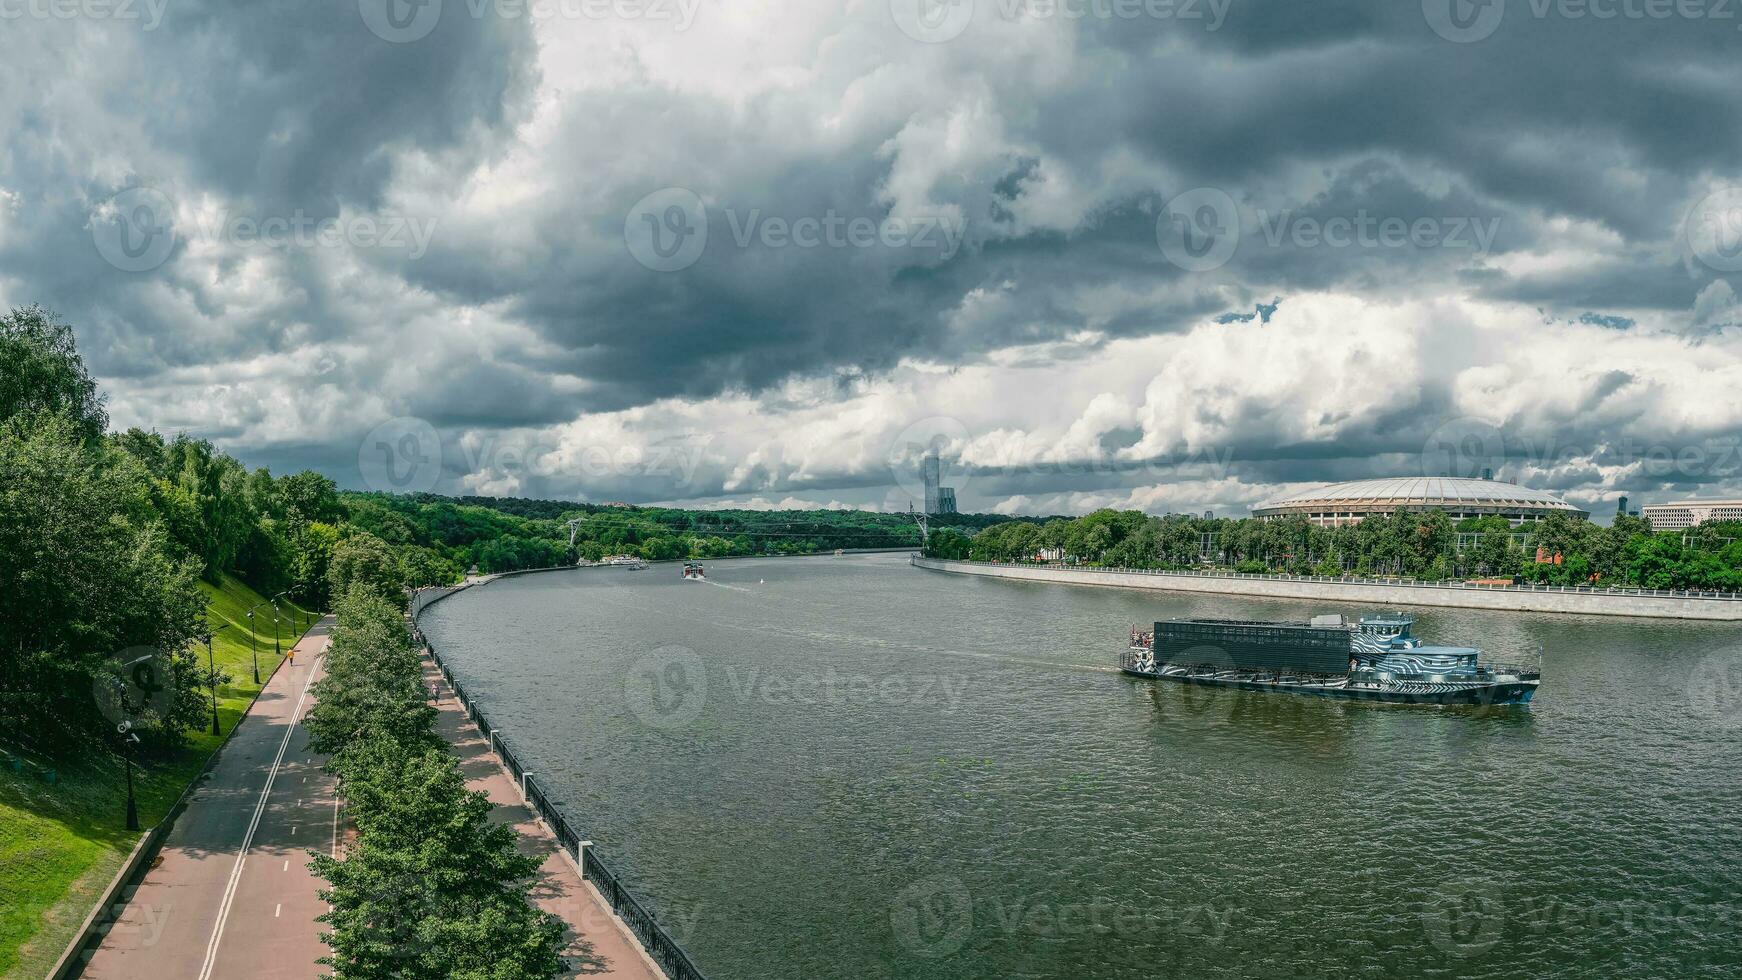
[3,0,1740,519]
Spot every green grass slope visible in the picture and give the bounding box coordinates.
[0,574,314,979]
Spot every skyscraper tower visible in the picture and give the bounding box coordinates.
[923,452,941,514]
[921,452,958,514]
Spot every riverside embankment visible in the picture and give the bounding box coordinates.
[911,556,1742,620]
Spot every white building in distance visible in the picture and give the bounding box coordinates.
[1640,499,1742,530]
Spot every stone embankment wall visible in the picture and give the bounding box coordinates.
[911,557,1742,621]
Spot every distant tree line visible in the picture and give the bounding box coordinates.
[359,494,932,572]
[927,508,1742,590]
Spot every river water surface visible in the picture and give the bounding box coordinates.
[419,553,1741,979]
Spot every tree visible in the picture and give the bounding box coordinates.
[0,305,108,443]
[329,533,405,610]
[925,528,972,560]
[304,591,437,759]
[281,470,344,526]
[314,743,566,980]
[308,586,565,980]
[293,521,342,610]
[0,412,205,742]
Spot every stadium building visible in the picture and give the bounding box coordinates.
[1252,477,1587,528]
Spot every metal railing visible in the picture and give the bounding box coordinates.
[416,617,710,980]
[914,557,1742,601]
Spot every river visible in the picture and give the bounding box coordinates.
[418,553,1742,979]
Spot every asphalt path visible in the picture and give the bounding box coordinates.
[83,619,337,980]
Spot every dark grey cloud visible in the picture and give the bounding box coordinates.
[2,2,1740,512]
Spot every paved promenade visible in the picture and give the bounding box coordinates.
[423,657,663,980]
[83,619,338,980]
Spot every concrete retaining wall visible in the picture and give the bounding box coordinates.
[911,557,1742,621]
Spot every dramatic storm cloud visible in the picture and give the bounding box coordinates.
[2,0,1739,516]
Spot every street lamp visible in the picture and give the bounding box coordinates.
[246,609,260,685]
[119,720,141,831]
[272,591,289,665]
[115,651,156,832]
[203,624,231,736]
[243,598,281,685]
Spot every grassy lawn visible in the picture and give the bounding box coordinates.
[0,574,315,979]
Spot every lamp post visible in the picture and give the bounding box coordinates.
[243,598,280,684]
[272,591,289,665]
[204,624,231,736]
[246,609,260,685]
[122,723,141,831]
[115,653,155,832]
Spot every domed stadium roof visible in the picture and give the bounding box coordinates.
[1253,477,1585,518]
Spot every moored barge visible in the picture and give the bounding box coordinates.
[1123,614,1539,705]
